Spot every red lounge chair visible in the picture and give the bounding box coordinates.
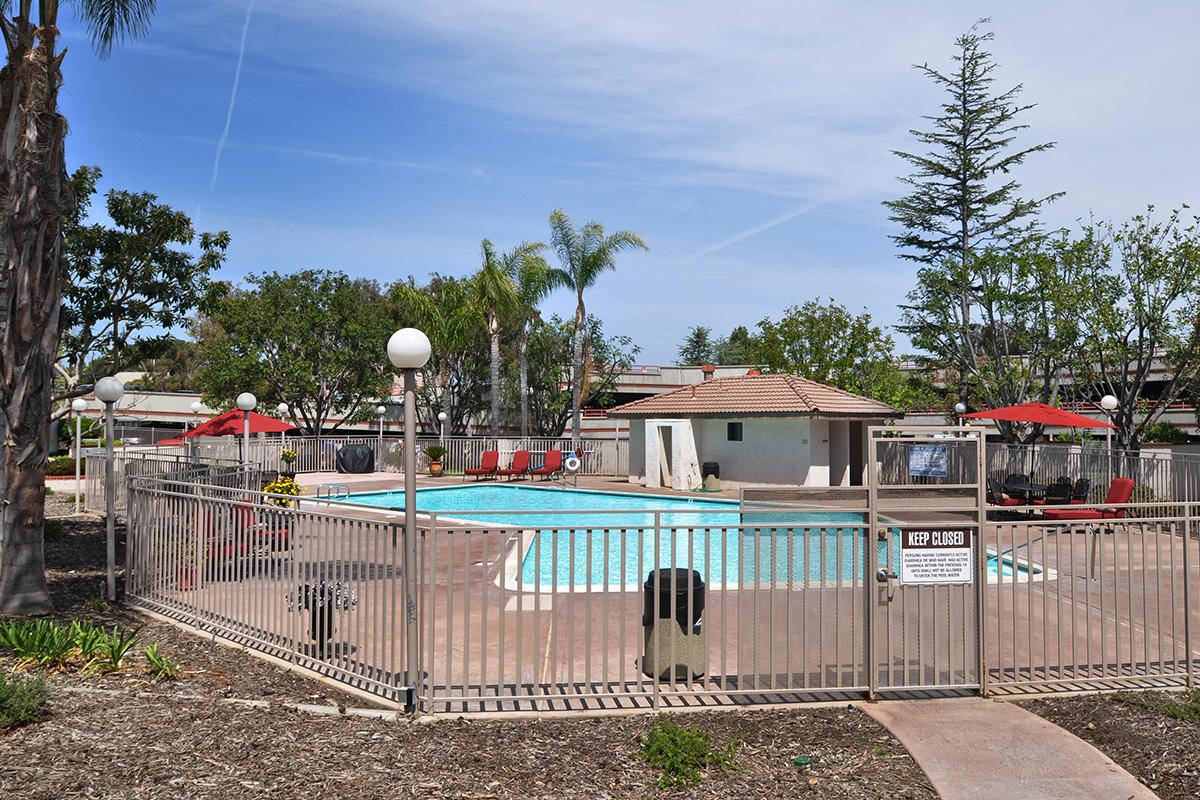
[1043,477,1135,521]
[531,449,563,480]
[497,450,531,480]
[464,450,499,481]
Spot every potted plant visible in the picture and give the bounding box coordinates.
[279,448,298,478]
[287,580,358,656]
[424,445,447,477]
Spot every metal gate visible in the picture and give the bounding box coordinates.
[868,426,984,696]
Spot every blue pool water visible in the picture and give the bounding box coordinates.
[342,485,1028,587]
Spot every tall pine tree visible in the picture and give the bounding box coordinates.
[886,21,1064,436]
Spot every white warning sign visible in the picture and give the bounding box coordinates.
[900,528,973,585]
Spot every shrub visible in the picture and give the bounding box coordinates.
[70,621,107,661]
[280,448,298,466]
[637,716,742,787]
[45,456,83,477]
[0,671,49,730]
[423,445,447,461]
[44,520,66,542]
[1143,421,1189,444]
[143,644,181,681]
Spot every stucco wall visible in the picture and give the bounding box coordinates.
[627,419,646,480]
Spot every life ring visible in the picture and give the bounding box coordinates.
[564,453,581,473]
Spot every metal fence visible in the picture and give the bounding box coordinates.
[986,442,1200,504]
[119,432,1199,714]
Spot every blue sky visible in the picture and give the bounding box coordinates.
[61,1,1200,363]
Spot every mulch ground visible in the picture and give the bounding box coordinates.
[0,518,936,799]
[1025,693,1200,800]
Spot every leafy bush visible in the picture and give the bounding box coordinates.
[637,716,742,787]
[70,621,107,661]
[1143,421,1189,444]
[423,445,447,461]
[143,644,180,681]
[44,520,66,542]
[0,671,49,730]
[45,456,83,477]
[279,448,298,466]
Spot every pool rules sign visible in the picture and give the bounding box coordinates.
[900,529,973,585]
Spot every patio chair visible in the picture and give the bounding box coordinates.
[987,478,1023,507]
[1003,473,1029,486]
[463,450,500,481]
[531,449,564,480]
[1042,477,1135,521]
[1070,478,1091,505]
[1032,480,1072,506]
[497,450,531,481]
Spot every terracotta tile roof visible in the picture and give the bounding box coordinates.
[607,373,902,418]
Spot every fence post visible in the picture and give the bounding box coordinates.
[1185,503,1194,689]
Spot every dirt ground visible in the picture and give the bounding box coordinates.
[1025,693,1200,800]
[0,518,936,799]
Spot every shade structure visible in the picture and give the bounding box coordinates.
[961,402,1116,429]
[181,409,297,438]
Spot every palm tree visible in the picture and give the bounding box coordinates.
[0,2,158,614]
[548,210,648,444]
[513,253,552,440]
[473,239,545,435]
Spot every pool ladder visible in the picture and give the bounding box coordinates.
[316,483,350,501]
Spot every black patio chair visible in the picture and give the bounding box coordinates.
[1071,478,1091,505]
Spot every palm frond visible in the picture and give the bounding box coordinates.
[73,0,157,58]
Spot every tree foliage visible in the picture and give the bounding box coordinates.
[196,270,392,436]
[888,20,1062,427]
[60,165,228,393]
[676,326,714,365]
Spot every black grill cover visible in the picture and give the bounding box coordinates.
[335,443,375,473]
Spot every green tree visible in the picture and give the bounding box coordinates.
[1066,208,1200,450]
[676,326,714,365]
[521,314,639,436]
[752,300,916,408]
[197,270,393,436]
[548,209,648,444]
[0,1,158,614]
[59,165,228,402]
[887,21,1063,410]
[513,252,554,440]
[390,275,490,434]
[473,238,545,434]
[713,326,753,365]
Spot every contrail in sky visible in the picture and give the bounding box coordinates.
[210,0,257,191]
[683,195,838,261]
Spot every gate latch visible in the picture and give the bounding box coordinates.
[875,568,897,583]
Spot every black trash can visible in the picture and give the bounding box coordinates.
[641,568,705,680]
[701,462,720,480]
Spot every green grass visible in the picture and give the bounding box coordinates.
[0,670,50,729]
[1119,689,1200,722]
[637,716,743,787]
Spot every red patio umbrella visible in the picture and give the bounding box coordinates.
[961,402,1115,430]
[181,408,297,438]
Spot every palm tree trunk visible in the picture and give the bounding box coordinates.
[570,297,585,445]
[518,325,530,440]
[0,11,69,614]
[489,325,501,435]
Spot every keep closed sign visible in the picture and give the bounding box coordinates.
[900,529,973,585]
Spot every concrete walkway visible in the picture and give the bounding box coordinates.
[864,698,1156,800]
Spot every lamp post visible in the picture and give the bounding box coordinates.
[375,404,387,467]
[236,393,257,480]
[95,377,125,602]
[71,398,88,514]
[438,411,448,445]
[953,402,966,425]
[387,327,431,711]
[1100,394,1119,479]
[189,400,203,431]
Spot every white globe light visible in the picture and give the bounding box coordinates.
[71,398,88,413]
[953,402,967,415]
[236,392,257,412]
[276,402,289,415]
[94,377,125,404]
[190,401,204,414]
[1100,394,1119,411]
[375,405,387,416]
[437,411,448,422]
[387,328,432,369]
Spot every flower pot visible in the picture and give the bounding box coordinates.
[428,459,444,477]
[280,469,297,479]
[310,602,336,655]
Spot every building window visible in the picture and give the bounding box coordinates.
[727,422,743,442]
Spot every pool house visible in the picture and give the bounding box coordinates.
[609,372,903,490]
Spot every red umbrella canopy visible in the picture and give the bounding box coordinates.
[181,409,297,438]
[961,402,1116,429]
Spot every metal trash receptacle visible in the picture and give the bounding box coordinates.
[640,568,706,681]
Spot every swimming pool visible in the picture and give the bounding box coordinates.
[341,484,1031,587]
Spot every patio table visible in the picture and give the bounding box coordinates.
[1001,482,1047,500]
